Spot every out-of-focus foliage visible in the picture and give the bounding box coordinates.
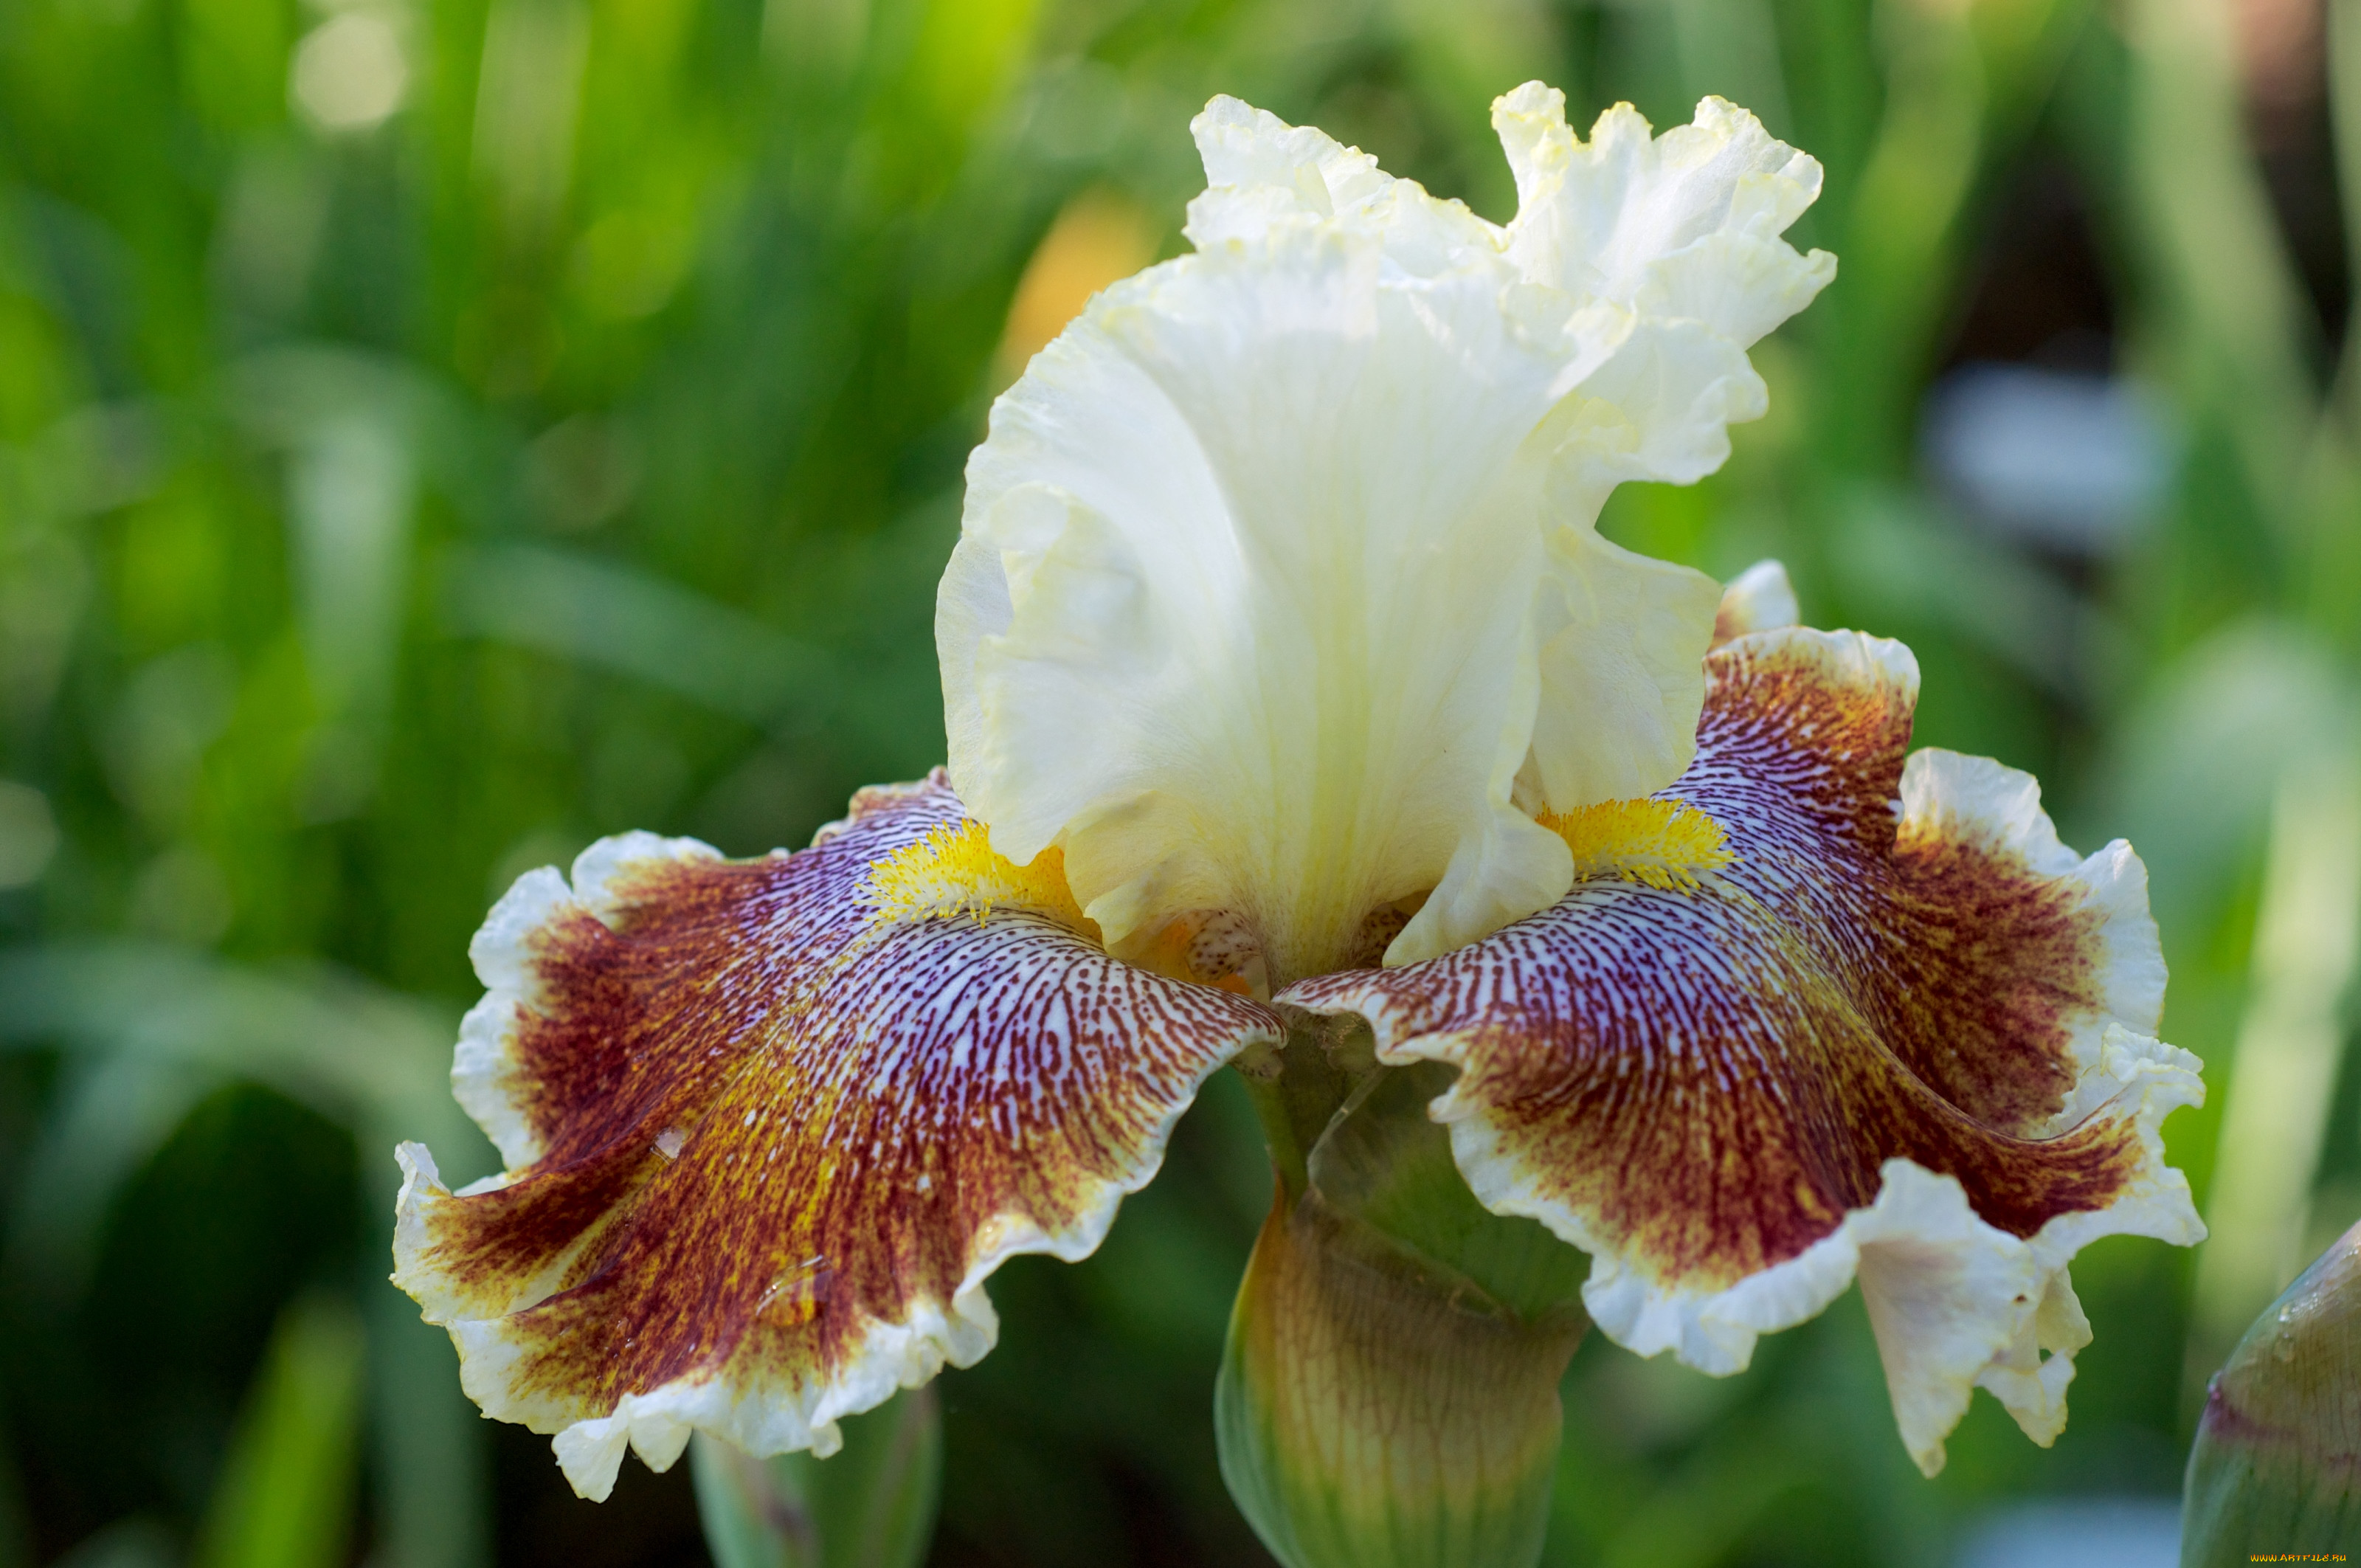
[690,1394,941,1568]
[0,0,2352,1561]
[190,1294,366,1568]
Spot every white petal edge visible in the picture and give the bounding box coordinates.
[1183,95,1510,279]
[452,832,724,1172]
[1712,559,1800,643]
[1898,748,2171,1111]
[401,1099,1207,1500]
[1386,1022,2202,1474]
[1493,86,1833,328]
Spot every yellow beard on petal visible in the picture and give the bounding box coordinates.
[861,821,1099,939]
[1537,798,1736,891]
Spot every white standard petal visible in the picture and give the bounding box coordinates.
[941,85,1830,982]
[1497,86,1833,524]
[1494,86,1833,326]
[1522,528,1722,811]
[947,221,1583,983]
[1183,96,1502,279]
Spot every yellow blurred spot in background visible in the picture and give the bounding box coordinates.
[995,189,1161,386]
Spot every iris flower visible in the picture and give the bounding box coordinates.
[394,83,2204,1518]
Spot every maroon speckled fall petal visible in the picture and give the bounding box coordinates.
[393,772,1282,1499]
[1283,624,2203,1474]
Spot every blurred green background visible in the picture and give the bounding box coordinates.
[0,0,2355,1561]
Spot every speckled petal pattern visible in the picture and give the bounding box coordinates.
[395,773,1281,1499]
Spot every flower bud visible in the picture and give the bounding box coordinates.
[1217,1059,1587,1568]
[2182,1218,2361,1565]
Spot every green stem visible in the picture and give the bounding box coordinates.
[1237,1018,1366,1203]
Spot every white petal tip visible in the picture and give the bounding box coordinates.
[1713,559,1799,643]
[553,1417,629,1502]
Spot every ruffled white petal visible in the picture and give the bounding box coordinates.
[1493,86,1833,332]
[1183,96,1502,278]
[1521,528,1722,809]
[950,220,1583,980]
[943,83,1828,981]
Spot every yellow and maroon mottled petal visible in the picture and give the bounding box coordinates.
[394,770,1282,1500]
[1282,625,2203,1475]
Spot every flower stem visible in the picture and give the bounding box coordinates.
[1236,1017,1366,1203]
[1220,1040,1590,1568]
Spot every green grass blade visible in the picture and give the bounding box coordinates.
[191,1294,367,1568]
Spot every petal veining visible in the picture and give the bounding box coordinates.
[1283,617,2202,1474]
[942,86,1828,982]
[395,773,1280,1499]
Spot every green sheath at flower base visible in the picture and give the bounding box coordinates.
[691,1389,941,1568]
[1220,1049,1588,1568]
[2182,1218,2361,1565]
